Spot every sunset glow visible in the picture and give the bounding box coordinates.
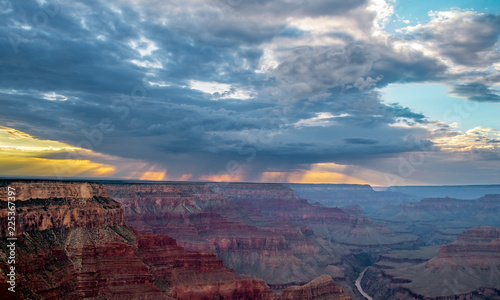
[0,0,498,185]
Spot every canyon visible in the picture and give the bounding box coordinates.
[373,194,500,245]
[105,182,420,297]
[361,226,500,299]
[0,180,352,299]
[285,184,417,215]
[0,181,270,299]
[1,179,499,299]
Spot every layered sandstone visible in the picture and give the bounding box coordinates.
[376,195,500,225]
[219,183,300,200]
[276,275,351,300]
[106,181,418,299]
[0,180,109,201]
[106,183,327,286]
[286,183,416,215]
[0,180,272,300]
[106,183,231,252]
[0,195,124,236]
[225,190,418,248]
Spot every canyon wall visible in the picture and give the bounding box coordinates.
[0,180,109,201]
[0,180,273,300]
[106,183,335,287]
[106,181,420,299]
[361,227,500,299]
[276,275,352,300]
[375,194,500,245]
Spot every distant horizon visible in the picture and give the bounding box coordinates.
[1,176,499,189]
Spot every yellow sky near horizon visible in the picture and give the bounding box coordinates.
[2,125,495,185]
[0,125,429,186]
[0,126,189,182]
[0,126,117,178]
[0,125,378,184]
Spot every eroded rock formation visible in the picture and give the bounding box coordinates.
[106,182,419,298]
[0,180,272,300]
[276,275,352,300]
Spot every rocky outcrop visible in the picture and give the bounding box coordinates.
[135,232,272,300]
[0,180,109,201]
[106,183,351,232]
[106,183,228,213]
[275,275,351,300]
[220,183,300,200]
[0,196,125,236]
[224,189,419,248]
[106,183,231,252]
[377,197,474,223]
[388,185,500,200]
[106,183,330,287]
[0,180,272,300]
[362,266,500,300]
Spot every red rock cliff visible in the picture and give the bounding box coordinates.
[275,275,352,300]
[0,184,125,236]
[0,180,272,300]
[106,183,323,287]
[106,181,412,298]
[0,181,109,201]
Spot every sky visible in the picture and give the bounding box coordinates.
[0,0,499,186]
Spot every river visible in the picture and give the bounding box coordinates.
[355,267,373,300]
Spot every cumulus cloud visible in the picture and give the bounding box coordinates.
[401,10,500,68]
[432,126,500,159]
[0,0,499,183]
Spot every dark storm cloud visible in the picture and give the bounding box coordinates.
[368,46,447,85]
[343,138,378,145]
[0,1,143,95]
[272,44,376,99]
[230,0,368,17]
[0,0,498,180]
[450,83,500,103]
[269,39,449,103]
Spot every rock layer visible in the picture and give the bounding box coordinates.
[0,180,272,300]
[276,275,352,300]
[106,181,419,299]
[374,194,500,245]
[427,226,500,268]
[107,183,327,287]
[361,227,500,299]
[0,180,109,201]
